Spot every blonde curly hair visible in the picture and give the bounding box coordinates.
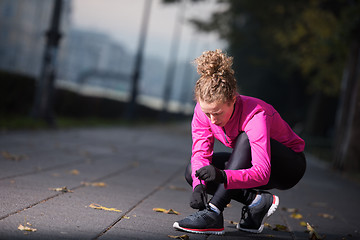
[194,49,237,103]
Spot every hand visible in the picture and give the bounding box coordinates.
[190,185,206,210]
[195,165,227,183]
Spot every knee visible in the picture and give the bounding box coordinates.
[184,162,192,186]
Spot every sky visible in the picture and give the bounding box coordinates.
[71,0,227,63]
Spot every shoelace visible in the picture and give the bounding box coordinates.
[241,206,249,221]
[199,178,209,209]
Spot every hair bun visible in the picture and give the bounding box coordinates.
[194,49,234,79]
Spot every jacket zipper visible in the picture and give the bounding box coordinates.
[222,127,229,144]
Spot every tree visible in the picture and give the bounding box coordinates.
[187,0,360,171]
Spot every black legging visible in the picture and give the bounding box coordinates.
[185,132,306,211]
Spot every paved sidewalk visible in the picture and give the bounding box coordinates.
[0,122,359,240]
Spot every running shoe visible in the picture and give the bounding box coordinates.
[236,192,279,233]
[173,208,225,235]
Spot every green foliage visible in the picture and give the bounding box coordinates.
[185,0,360,129]
[190,0,358,97]
[269,0,348,96]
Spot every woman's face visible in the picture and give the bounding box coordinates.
[199,99,235,127]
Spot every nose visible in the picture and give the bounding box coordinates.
[210,115,217,124]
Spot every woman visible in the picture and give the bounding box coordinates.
[173,49,306,235]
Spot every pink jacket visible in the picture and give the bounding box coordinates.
[191,94,305,190]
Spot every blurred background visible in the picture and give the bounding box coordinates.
[0,0,359,174]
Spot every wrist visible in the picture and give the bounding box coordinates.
[221,170,227,183]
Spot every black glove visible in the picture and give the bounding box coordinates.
[190,185,206,210]
[195,165,227,183]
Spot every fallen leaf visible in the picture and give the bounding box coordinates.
[273,224,288,232]
[168,234,189,240]
[2,151,27,161]
[18,224,37,232]
[307,222,324,240]
[153,208,180,215]
[69,169,80,175]
[92,182,107,187]
[264,222,272,229]
[290,213,303,219]
[81,181,107,187]
[121,215,130,219]
[238,221,287,232]
[318,213,334,219]
[49,186,73,193]
[282,207,298,213]
[89,203,122,212]
[227,220,239,225]
[300,221,307,227]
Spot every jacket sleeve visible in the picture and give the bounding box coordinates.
[191,104,214,189]
[224,111,272,189]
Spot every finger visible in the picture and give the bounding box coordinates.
[199,172,209,180]
[195,169,206,178]
[198,173,210,181]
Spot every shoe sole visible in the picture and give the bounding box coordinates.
[236,195,280,234]
[173,222,225,235]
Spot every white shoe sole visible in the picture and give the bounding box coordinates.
[173,222,225,235]
[236,195,280,234]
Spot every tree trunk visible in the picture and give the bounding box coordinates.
[333,41,360,172]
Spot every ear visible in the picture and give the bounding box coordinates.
[232,95,237,104]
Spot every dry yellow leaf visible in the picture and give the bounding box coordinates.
[49,186,73,193]
[152,208,180,215]
[121,215,130,219]
[264,222,272,228]
[69,169,80,175]
[89,203,122,212]
[92,182,107,187]
[168,234,189,240]
[2,151,27,161]
[300,221,307,227]
[82,181,107,187]
[227,220,239,225]
[307,222,324,240]
[318,213,334,219]
[18,224,37,232]
[290,213,303,219]
[282,207,298,213]
[273,224,288,232]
